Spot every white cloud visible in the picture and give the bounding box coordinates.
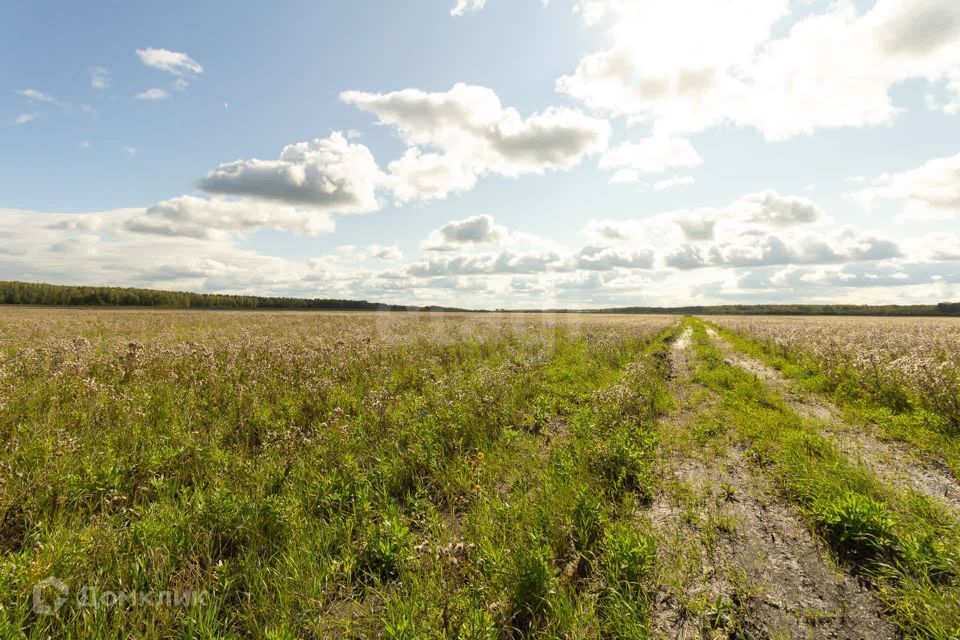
[89,67,110,90]
[14,88,96,118]
[585,190,825,247]
[582,220,639,243]
[10,113,39,125]
[560,0,960,140]
[1,185,952,309]
[451,0,486,16]
[663,228,901,270]
[408,250,568,276]
[134,88,170,101]
[136,48,204,77]
[336,244,403,261]
[599,135,702,178]
[580,189,899,272]
[342,83,610,201]
[121,196,336,239]
[197,132,383,213]
[383,149,478,202]
[739,191,823,227]
[17,88,57,103]
[421,214,506,251]
[653,174,695,191]
[575,246,654,270]
[123,146,138,156]
[852,153,960,221]
[918,233,960,260]
[0,207,353,298]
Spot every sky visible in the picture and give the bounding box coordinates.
[1,0,959,309]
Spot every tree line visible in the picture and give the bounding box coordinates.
[1,280,958,316]
[592,303,960,317]
[0,281,463,312]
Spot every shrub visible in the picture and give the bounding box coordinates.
[814,491,899,560]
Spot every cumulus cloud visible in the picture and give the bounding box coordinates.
[581,189,898,273]
[122,196,336,239]
[741,191,823,226]
[413,217,656,276]
[408,250,568,276]
[421,214,506,251]
[583,220,637,243]
[738,262,960,295]
[676,192,896,269]
[670,190,825,240]
[559,0,960,140]
[382,149,478,202]
[664,229,900,270]
[0,206,354,300]
[134,88,170,101]
[599,135,702,181]
[575,246,654,270]
[136,48,204,76]
[587,191,824,247]
[342,83,610,201]
[197,132,383,213]
[675,216,715,242]
[852,153,960,221]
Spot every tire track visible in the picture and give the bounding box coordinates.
[649,327,896,639]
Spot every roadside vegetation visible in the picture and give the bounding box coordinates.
[707,316,960,480]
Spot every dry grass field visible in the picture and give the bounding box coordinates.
[1,309,958,638]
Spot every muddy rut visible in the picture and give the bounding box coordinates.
[648,328,897,639]
[709,328,960,513]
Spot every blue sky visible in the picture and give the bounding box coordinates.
[1,0,959,308]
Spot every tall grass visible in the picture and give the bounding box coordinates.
[0,309,675,638]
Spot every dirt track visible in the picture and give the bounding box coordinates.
[648,328,898,639]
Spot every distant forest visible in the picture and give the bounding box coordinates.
[0,281,463,312]
[1,280,958,316]
[591,303,960,317]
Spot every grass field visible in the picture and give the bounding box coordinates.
[1,309,958,638]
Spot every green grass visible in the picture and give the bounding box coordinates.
[4,310,959,637]
[0,311,676,638]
